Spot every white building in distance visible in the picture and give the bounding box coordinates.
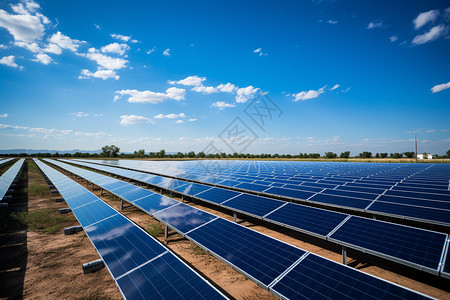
[417,153,433,159]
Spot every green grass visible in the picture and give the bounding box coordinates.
[146,223,163,237]
[28,183,51,197]
[0,209,74,234]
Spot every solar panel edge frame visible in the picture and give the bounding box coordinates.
[39,160,229,299]
[365,205,450,227]
[440,237,450,279]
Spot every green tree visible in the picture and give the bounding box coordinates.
[359,151,372,158]
[380,153,388,158]
[310,153,320,158]
[391,153,403,159]
[157,149,166,158]
[325,152,337,158]
[403,152,415,158]
[446,150,450,158]
[339,151,350,159]
[134,149,145,158]
[375,153,380,158]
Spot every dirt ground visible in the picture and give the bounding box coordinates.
[1,158,449,299]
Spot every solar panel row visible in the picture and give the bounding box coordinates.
[60,159,449,276]
[47,159,432,299]
[83,159,450,227]
[34,159,227,300]
[0,159,24,202]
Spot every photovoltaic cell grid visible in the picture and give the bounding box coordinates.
[80,159,450,227]
[34,159,227,300]
[0,159,24,201]
[47,159,432,299]
[61,159,449,276]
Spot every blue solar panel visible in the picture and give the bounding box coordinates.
[187,218,306,287]
[73,199,118,227]
[281,183,323,193]
[337,184,386,195]
[153,203,217,234]
[367,201,450,225]
[376,195,450,210]
[173,182,213,196]
[195,187,241,204]
[235,182,270,192]
[217,179,241,187]
[222,194,283,218]
[265,203,348,237]
[264,186,315,200]
[103,181,129,191]
[386,189,450,201]
[85,213,167,278]
[117,252,225,300]
[133,194,179,214]
[329,216,447,272]
[322,188,379,200]
[442,240,450,279]
[111,185,144,197]
[308,193,372,210]
[271,254,429,300]
[120,188,154,202]
[65,192,99,209]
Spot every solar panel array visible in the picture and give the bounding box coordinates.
[46,158,432,299]
[80,160,450,227]
[0,158,15,168]
[34,159,227,300]
[0,159,24,202]
[61,159,449,276]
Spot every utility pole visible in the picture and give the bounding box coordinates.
[415,130,418,163]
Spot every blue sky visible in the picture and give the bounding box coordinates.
[0,0,449,155]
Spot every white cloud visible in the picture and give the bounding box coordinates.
[111,33,131,42]
[169,75,205,86]
[236,86,259,103]
[327,19,338,24]
[293,86,325,101]
[211,101,236,109]
[390,35,398,42]
[330,84,340,91]
[0,55,22,69]
[0,113,7,118]
[217,83,236,93]
[0,44,9,49]
[0,123,29,130]
[192,85,219,94]
[154,113,186,119]
[33,53,51,64]
[163,48,170,56]
[188,118,197,122]
[29,127,72,136]
[84,48,128,69]
[146,47,156,54]
[14,41,40,52]
[101,43,130,56]
[74,131,106,137]
[48,31,81,52]
[120,115,153,125]
[115,87,186,104]
[0,6,45,42]
[431,82,450,93]
[342,87,351,93]
[73,112,89,117]
[253,47,267,56]
[43,43,62,54]
[412,25,447,45]
[413,10,439,30]
[175,120,184,124]
[94,24,101,30]
[367,20,383,29]
[79,69,119,80]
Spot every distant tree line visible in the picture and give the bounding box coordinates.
[2,146,449,159]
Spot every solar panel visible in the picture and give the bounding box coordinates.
[329,216,447,273]
[376,195,450,210]
[133,194,179,214]
[187,218,306,287]
[194,187,242,204]
[72,199,118,227]
[221,193,284,218]
[173,182,213,196]
[0,159,24,201]
[264,186,315,200]
[271,253,430,300]
[116,252,226,300]
[441,238,450,279]
[153,203,217,234]
[265,203,348,237]
[308,193,372,210]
